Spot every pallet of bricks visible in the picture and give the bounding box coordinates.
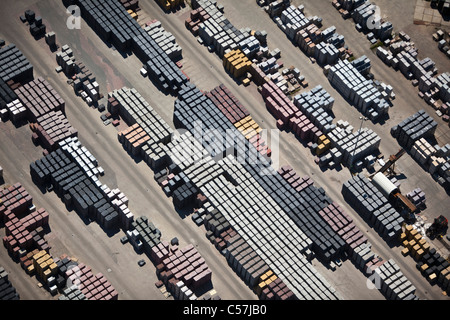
[261,80,323,144]
[223,49,252,81]
[0,78,26,123]
[75,0,188,94]
[327,59,390,121]
[391,110,450,186]
[207,84,271,157]
[109,87,172,169]
[144,21,182,61]
[1,183,50,260]
[342,173,404,242]
[0,43,34,85]
[185,6,211,36]
[30,146,123,231]
[400,226,450,292]
[153,242,212,299]
[279,165,368,258]
[60,263,118,300]
[14,77,65,123]
[0,267,20,300]
[193,0,248,58]
[30,110,78,152]
[56,45,100,104]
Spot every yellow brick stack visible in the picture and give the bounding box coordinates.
[316,134,331,156]
[157,0,184,11]
[223,49,252,79]
[255,270,278,296]
[127,9,138,21]
[400,225,430,261]
[234,116,262,139]
[32,250,58,282]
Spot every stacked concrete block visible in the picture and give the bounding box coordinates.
[144,21,182,61]
[239,36,261,59]
[435,72,450,103]
[0,267,20,300]
[391,110,437,150]
[223,49,252,79]
[224,233,272,290]
[109,87,173,154]
[131,216,161,255]
[293,85,335,133]
[0,44,34,83]
[278,5,312,42]
[76,0,187,94]
[193,0,248,58]
[0,78,18,120]
[30,146,122,231]
[5,99,27,124]
[314,42,340,66]
[157,243,212,291]
[342,173,404,242]
[31,110,78,152]
[351,55,371,76]
[14,77,65,123]
[410,138,437,167]
[328,59,390,120]
[373,259,418,300]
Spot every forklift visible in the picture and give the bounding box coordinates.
[426,215,449,239]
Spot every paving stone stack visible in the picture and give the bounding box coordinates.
[0,183,52,259]
[5,99,27,124]
[337,0,367,11]
[131,216,161,255]
[30,146,121,231]
[373,259,418,300]
[14,77,66,123]
[144,21,182,61]
[31,110,78,152]
[56,44,100,103]
[109,87,173,169]
[277,4,312,42]
[75,0,188,94]
[64,263,118,300]
[193,0,250,58]
[342,173,404,242]
[156,243,212,291]
[327,59,390,121]
[0,267,20,300]
[293,85,336,134]
[0,78,19,121]
[391,110,438,150]
[0,44,34,84]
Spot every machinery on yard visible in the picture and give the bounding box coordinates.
[426,215,449,239]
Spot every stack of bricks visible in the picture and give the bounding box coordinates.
[118,123,151,156]
[400,225,430,261]
[318,202,368,256]
[1,183,50,259]
[234,116,271,157]
[277,165,314,193]
[185,7,210,36]
[156,243,212,290]
[223,49,252,79]
[31,250,58,283]
[31,110,78,152]
[65,262,118,300]
[206,84,250,125]
[14,77,65,122]
[256,269,295,300]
